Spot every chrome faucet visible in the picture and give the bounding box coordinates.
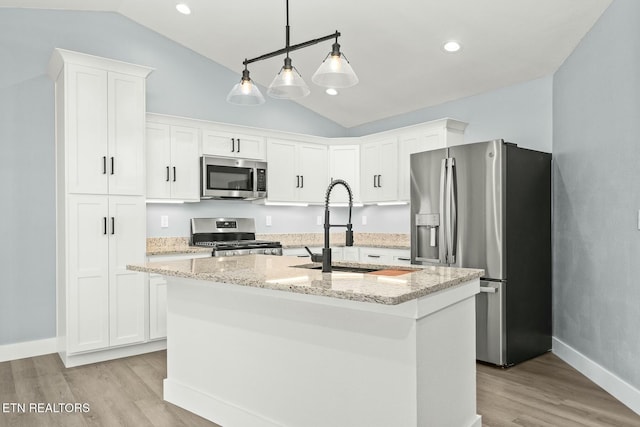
[305,179,354,272]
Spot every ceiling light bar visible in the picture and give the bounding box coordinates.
[227,0,357,105]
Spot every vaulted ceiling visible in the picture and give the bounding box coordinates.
[1,0,612,127]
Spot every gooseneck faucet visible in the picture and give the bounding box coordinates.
[305,179,354,272]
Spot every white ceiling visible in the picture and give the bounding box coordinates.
[2,0,612,128]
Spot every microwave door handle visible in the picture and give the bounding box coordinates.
[439,158,448,264]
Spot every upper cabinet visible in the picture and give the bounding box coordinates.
[49,52,150,196]
[267,139,328,204]
[146,122,200,202]
[202,129,265,160]
[360,137,398,203]
[328,144,360,204]
[396,119,467,201]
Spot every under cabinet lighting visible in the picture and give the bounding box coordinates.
[376,201,409,206]
[263,201,310,207]
[326,88,338,96]
[146,199,185,204]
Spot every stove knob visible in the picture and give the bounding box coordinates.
[270,248,278,255]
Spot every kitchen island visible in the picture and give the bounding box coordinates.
[128,255,483,427]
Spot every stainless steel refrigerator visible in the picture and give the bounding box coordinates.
[410,139,551,366]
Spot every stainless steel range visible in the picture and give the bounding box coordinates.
[190,217,282,257]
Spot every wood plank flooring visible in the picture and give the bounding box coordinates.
[0,350,638,426]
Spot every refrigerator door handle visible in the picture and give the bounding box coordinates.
[446,157,458,264]
[439,158,448,264]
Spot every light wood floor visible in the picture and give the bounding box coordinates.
[0,350,638,426]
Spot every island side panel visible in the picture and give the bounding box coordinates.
[416,292,482,427]
[163,276,480,427]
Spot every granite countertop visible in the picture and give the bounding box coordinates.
[146,233,410,256]
[127,255,483,305]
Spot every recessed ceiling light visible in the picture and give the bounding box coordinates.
[443,41,461,53]
[326,88,338,96]
[176,3,191,15]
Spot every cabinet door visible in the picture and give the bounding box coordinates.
[202,130,236,157]
[66,64,109,195]
[377,138,398,201]
[108,196,146,347]
[67,195,110,353]
[360,141,380,202]
[298,143,328,203]
[149,275,167,340]
[329,145,360,203]
[170,126,200,201]
[398,131,444,200]
[234,133,266,160]
[266,139,298,201]
[107,72,146,196]
[146,123,172,199]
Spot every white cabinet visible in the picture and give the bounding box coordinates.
[360,137,398,203]
[67,195,146,353]
[49,49,153,366]
[267,139,328,203]
[146,123,200,201]
[64,63,146,196]
[397,119,467,201]
[359,247,411,266]
[202,129,265,160]
[328,145,360,203]
[146,252,211,340]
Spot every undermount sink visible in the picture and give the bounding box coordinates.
[293,264,380,273]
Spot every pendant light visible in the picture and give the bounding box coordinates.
[226,0,357,105]
[312,39,358,88]
[226,65,265,105]
[267,56,310,99]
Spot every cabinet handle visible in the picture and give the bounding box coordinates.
[173,167,176,182]
[231,138,235,153]
[237,138,240,152]
[103,217,107,235]
[378,175,382,187]
[300,175,304,188]
[397,257,411,261]
[367,254,381,258]
[166,166,170,182]
[111,217,115,235]
[373,175,377,188]
[103,156,107,174]
[110,157,115,175]
[296,175,300,188]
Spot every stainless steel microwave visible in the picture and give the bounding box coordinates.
[201,156,267,200]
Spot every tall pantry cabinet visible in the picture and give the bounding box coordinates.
[48,49,155,367]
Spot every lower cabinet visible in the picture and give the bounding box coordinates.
[147,252,211,340]
[282,246,410,266]
[65,194,146,354]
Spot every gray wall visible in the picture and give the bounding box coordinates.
[347,76,553,154]
[0,8,345,346]
[553,0,640,389]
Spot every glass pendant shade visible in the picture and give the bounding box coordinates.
[226,71,265,106]
[267,58,310,99]
[312,52,358,88]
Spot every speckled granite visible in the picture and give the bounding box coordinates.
[127,255,482,305]
[146,237,211,256]
[255,232,410,249]
[147,233,410,256]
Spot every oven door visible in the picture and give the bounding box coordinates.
[201,157,265,199]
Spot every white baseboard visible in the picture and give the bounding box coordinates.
[553,337,640,415]
[0,338,57,363]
